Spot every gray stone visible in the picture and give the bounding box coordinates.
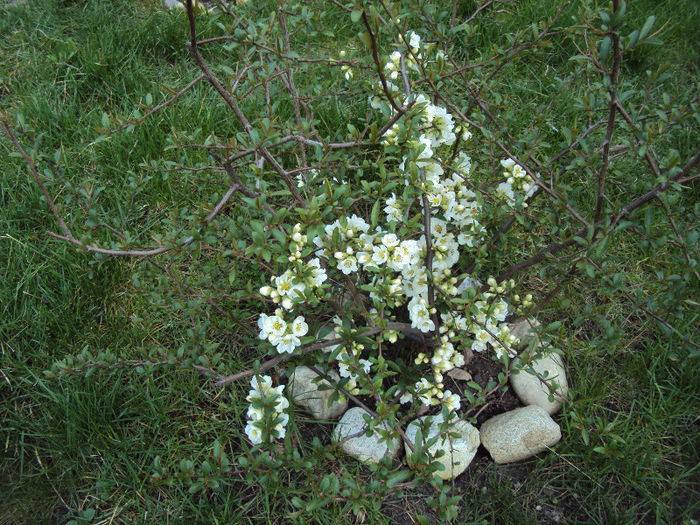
[480,405,561,464]
[456,275,481,295]
[510,350,568,414]
[163,0,184,8]
[405,413,480,480]
[508,318,541,347]
[332,407,401,464]
[289,366,348,420]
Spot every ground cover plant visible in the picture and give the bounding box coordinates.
[1,0,698,523]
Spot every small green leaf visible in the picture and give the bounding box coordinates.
[370,199,380,228]
[639,15,656,40]
[386,469,412,487]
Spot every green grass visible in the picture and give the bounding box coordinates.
[1,0,698,523]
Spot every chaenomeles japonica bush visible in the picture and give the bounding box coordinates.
[4,0,698,519]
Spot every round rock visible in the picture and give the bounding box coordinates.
[289,366,348,420]
[510,350,568,415]
[404,413,480,480]
[480,405,561,464]
[332,407,401,464]
[508,317,541,347]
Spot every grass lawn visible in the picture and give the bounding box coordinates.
[1,0,698,523]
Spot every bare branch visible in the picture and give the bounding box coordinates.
[213,322,433,386]
[419,167,439,331]
[595,1,621,227]
[1,114,74,240]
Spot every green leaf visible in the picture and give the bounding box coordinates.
[370,199,380,228]
[386,469,412,487]
[639,15,656,40]
[599,36,611,63]
[350,9,362,23]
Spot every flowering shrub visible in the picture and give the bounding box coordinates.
[246,30,539,442]
[9,0,698,519]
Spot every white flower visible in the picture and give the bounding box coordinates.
[387,244,412,271]
[399,391,413,404]
[415,377,436,406]
[425,104,456,147]
[408,31,420,51]
[415,135,434,167]
[338,361,351,379]
[275,271,306,299]
[443,390,461,412]
[384,193,402,223]
[274,388,290,412]
[357,251,372,265]
[381,233,399,248]
[500,158,516,170]
[496,181,515,204]
[347,214,370,233]
[258,313,270,340]
[247,405,264,421]
[430,218,449,239]
[359,359,372,374]
[307,258,327,287]
[245,422,263,444]
[248,375,273,400]
[273,413,289,438]
[409,298,435,333]
[372,245,389,265]
[427,192,442,208]
[338,256,359,275]
[275,333,300,354]
[472,328,491,352]
[291,316,309,337]
[263,313,287,343]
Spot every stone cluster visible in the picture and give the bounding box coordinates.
[283,318,567,479]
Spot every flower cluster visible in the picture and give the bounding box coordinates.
[244,375,289,445]
[383,31,423,80]
[253,30,535,421]
[496,158,537,207]
[257,310,309,353]
[257,224,328,354]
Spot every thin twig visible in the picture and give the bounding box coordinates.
[594,0,621,227]
[105,74,205,135]
[419,167,439,331]
[1,115,73,239]
[214,322,433,386]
